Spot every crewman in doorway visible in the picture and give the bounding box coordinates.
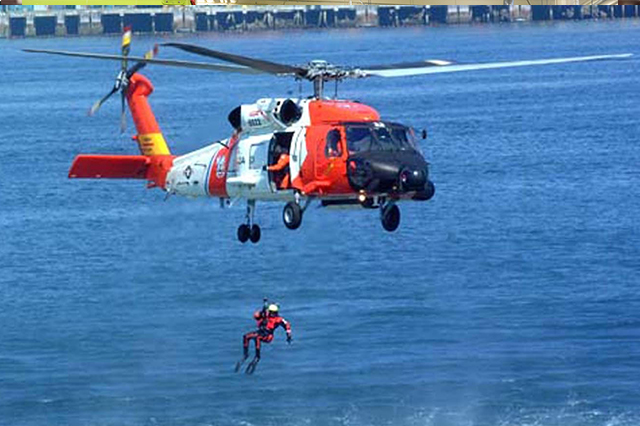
[264,150,291,190]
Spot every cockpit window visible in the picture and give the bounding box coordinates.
[346,122,417,153]
[374,126,396,151]
[391,127,411,148]
[325,129,343,158]
[346,126,372,153]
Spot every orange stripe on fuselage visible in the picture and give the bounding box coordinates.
[308,100,380,124]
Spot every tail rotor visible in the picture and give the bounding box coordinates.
[87,26,158,134]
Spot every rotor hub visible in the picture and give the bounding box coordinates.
[114,70,128,91]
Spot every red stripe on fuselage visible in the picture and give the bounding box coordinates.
[208,134,240,198]
[207,147,229,197]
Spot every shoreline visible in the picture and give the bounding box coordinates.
[1,5,638,39]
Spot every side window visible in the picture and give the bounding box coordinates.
[249,142,268,170]
[227,142,240,175]
[325,129,343,158]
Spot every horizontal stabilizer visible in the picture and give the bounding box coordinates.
[69,155,150,179]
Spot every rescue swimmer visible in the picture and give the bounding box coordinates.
[236,300,292,375]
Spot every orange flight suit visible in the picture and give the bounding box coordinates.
[267,153,290,189]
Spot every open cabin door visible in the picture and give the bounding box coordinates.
[289,127,306,186]
[267,131,295,192]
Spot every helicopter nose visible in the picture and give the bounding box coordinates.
[347,158,375,190]
[399,167,427,191]
[413,180,435,201]
[347,151,430,195]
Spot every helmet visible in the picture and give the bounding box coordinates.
[267,304,279,314]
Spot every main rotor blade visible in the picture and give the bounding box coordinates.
[363,53,633,78]
[162,42,307,78]
[88,85,118,116]
[23,49,262,74]
[362,59,454,71]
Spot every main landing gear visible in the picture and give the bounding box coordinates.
[380,201,400,232]
[283,201,303,230]
[282,193,310,230]
[235,196,399,241]
[237,200,261,244]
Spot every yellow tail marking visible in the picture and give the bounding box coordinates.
[137,133,171,156]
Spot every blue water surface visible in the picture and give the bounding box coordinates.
[1,19,639,426]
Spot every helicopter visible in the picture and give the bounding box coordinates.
[24,29,631,244]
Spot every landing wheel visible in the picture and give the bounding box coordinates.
[283,202,303,230]
[250,224,261,244]
[381,204,400,232]
[237,224,250,243]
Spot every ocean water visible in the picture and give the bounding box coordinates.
[1,20,639,426]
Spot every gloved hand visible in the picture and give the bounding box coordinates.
[262,165,268,171]
[286,334,292,344]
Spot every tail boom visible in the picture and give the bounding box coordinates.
[126,74,171,156]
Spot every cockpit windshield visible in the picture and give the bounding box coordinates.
[346,122,418,153]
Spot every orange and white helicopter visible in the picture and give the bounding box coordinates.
[25,30,631,243]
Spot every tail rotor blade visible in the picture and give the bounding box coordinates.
[120,91,127,134]
[88,86,118,116]
[121,25,132,72]
[126,44,158,78]
[127,61,146,78]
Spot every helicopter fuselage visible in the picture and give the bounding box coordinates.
[165,97,435,205]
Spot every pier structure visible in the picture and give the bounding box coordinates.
[1,5,639,38]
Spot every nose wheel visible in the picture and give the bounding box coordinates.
[381,202,400,232]
[238,200,261,244]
